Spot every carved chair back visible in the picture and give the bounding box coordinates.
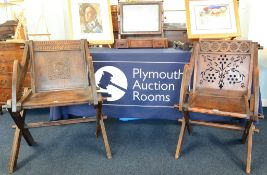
[193,40,257,99]
[30,40,84,92]
[28,40,98,105]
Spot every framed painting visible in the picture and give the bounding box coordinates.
[69,0,114,44]
[185,0,240,39]
[119,1,163,35]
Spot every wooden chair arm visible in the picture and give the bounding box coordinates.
[178,64,191,111]
[251,67,260,121]
[177,42,199,111]
[11,60,21,112]
[84,40,98,106]
[245,66,262,121]
[11,60,31,112]
[10,42,31,112]
[253,68,259,115]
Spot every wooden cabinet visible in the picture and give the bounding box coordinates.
[115,38,168,48]
[0,42,30,112]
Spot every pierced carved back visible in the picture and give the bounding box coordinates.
[194,41,254,97]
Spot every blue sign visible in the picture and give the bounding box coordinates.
[50,48,262,122]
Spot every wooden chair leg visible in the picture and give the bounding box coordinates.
[8,126,22,173]
[99,117,112,159]
[246,123,254,174]
[175,118,186,159]
[0,105,3,115]
[184,111,192,135]
[95,101,102,138]
[95,100,112,159]
[8,109,34,145]
[242,120,252,144]
[8,110,33,173]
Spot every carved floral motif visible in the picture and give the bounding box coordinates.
[199,54,248,89]
[200,41,251,53]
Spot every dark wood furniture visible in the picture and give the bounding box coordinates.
[4,40,112,173]
[0,20,17,41]
[0,42,30,114]
[175,40,263,173]
[115,38,168,48]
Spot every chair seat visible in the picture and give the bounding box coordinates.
[22,88,95,109]
[188,93,249,119]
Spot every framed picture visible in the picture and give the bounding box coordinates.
[69,0,114,44]
[185,0,240,39]
[119,1,163,35]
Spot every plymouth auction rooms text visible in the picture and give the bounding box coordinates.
[132,68,183,102]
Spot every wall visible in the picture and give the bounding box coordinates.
[240,0,267,106]
[24,0,68,40]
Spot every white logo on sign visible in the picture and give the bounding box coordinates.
[95,66,128,101]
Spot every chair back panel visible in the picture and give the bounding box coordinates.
[30,40,89,93]
[194,41,254,97]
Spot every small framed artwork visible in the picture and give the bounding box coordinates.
[119,1,163,35]
[185,0,240,39]
[69,0,114,44]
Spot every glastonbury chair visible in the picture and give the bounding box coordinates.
[4,40,112,173]
[175,40,263,173]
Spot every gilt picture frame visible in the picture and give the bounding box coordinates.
[185,0,240,39]
[69,0,114,44]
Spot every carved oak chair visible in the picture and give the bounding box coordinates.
[4,40,112,173]
[175,40,262,173]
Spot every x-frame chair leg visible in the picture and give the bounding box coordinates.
[100,117,112,159]
[175,118,186,159]
[9,124,22,173]
[246,123,254,174]
[184,111,192,135]
[96,101,102,138]
[8,109,35,173]
[95,101,112,159]
[242,120,252,144]
[7,109,34,145]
